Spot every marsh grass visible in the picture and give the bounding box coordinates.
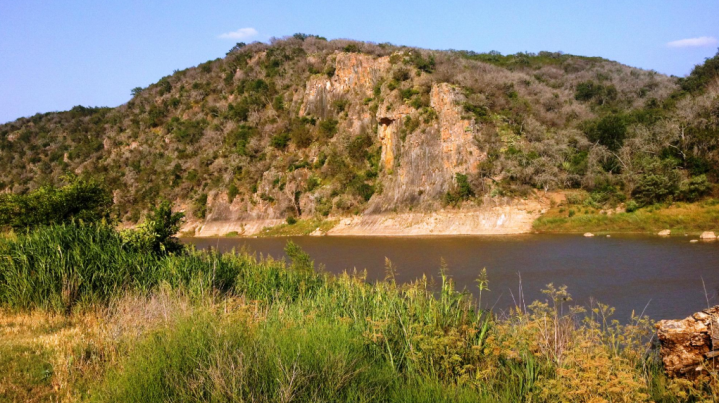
[1,224,718,402]
[534,200,719,234]
[258,218,338,237]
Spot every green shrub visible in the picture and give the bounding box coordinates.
[227,183,239,202]
[193,193,208,219]
[290,121,314,148]
[444,173,474,206]
[122,200,185,255]
[333,99,349,112]
[286,216,297,225]
[270,132,291,149]
[625,200,639,213]
[343,43,361,53]
[0,177,112,231]
[632,173,679,206]
[284,240,314,273]
[319,119,339,138]
[678,174,711,202]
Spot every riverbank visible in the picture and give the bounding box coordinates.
[1,223,717,402]
[182,198,547,237]
[182,199,719,238]
[533,200,719,235]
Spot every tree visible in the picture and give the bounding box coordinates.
[226,42,247,55]
[131,87,143,97]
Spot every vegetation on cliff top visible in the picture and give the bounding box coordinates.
[1,35,717,226]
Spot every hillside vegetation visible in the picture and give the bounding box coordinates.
[1,35,717,227]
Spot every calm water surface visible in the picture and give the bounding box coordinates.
[185,235,719,321]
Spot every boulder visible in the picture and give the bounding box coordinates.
[658,229,671,236]
[690,240,699,243]
[656,306,719,378]
[700,231,716,240]
[583,232,595,237]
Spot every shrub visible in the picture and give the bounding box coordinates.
[193,193,208,219]
[122,200,185,255]
[632,173,679,206]
[677,174,711,202]
[585,114,627,152]
[224,125,257,156]
[332,99,349,113]
[0,177,112,230]
[166,118,208,145]
[348,134,373,161]
[286,216,297,225]
[625,200,639,213]
[343,43,361,53]
[270,132,291,150]
[227,184,239,202]
[318,119,339,138]
[284,240,314,273]
[444,173,474,206]
[290,122,314,148]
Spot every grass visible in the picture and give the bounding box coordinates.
[258,218,338,237]
[0,223,718,402]
[534,199,719,234]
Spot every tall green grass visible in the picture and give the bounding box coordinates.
[1,224,709,402]
[0,224,326,312]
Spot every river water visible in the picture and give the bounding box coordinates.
[186,234,719,321]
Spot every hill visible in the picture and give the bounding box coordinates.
[1,35,717,235]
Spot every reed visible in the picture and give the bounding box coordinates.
[1,223,717,402]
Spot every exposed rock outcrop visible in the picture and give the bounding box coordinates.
[369,83,484,213]
[329,197,544,236]
[299,53,389,118]
[700,231,716,240]
[656,306,719,378]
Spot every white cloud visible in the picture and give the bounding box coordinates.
[218,27,258,40]
[667,36,718,48]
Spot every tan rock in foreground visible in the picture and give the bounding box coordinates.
[656,306,719,378]
[583,232,594,237]
[658,229,671,236]
[700,231,716,240]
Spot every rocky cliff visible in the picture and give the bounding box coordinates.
[191,51,540,235]
[1,36,694,236]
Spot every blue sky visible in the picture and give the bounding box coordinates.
[1,0,718,124]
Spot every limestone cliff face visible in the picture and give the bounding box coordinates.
[189,52,541,236]
[432,83,482,175]
[370,82,483,213]
[300,53,390,119]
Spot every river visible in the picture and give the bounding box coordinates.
[185,234,719,321]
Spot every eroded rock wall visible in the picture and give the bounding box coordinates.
[656,306,719,378]
[192,52,539,236]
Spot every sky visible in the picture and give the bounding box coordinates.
[1,0,718,124]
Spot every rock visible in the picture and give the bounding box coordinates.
[656,306,719,378]
[309,227,324,236]
[690,240,699,243]
[658,229,671,236]
[700,231,717,240]
[583,232,595,237]
[606,235,611,238]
